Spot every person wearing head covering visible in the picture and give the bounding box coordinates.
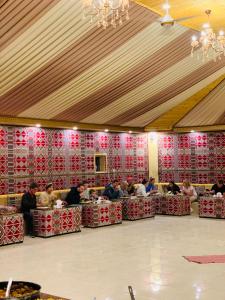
[21,182,39,237]
[38,183,57,208]
[127,177,135,195]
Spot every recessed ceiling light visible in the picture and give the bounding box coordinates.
[73,126,78,130]
[191,130,195,133]
[128,130,133,134]
[104,129,109,132]
[36,124,41,128]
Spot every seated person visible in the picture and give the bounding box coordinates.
[127,177,135,195]
[103,180,120,200]
[146,177,158,194]
[38,183,57,208]
[65,183,85,205]
[120,181,129,197]
[89,189,98,201]
[167,181,181,195]
[80,181,90,200]
[20,182,39,237]
[181,180,197,213]
[211,180,225,195]
[136,179,150,197]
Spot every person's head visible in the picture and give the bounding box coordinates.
[45,183,53,194]
[169,181,175,187]
[112,179,119,189]
[77,183,85,194]
[217,180,224,188]
[121,181,128,190]
[127,176,133,185]
[29,182,38,194]
[183,180,191,188]
[149,177,155,184]
[142,179,148,186]
[82,181,89,190]
[89,189,97,197]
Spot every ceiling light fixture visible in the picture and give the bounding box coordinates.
[73,126,78,130]
[128,130,133,134]
[82,0,130,29]
[36,124,41,128]
[104,129,109,132]
[191,10,225,61]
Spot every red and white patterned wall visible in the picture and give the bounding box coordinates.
[0,126,148,194]
[158,132,225,184]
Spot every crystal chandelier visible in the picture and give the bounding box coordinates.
[191,10,225,61]
[82,0,130,29]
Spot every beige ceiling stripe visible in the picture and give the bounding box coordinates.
[18,22,188,119]
[0,4,156,114]
[82,54,206,124]
[0,0,61,51]
[107,59,225,125]
[55,30,195,121]
[0,0,94,95]
[176,78,225,126]
[124,68,225,127]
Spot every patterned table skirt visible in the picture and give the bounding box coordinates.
[32,207,82,237]
[0,213,24,246]
[199,197,225,218]
[82,201,122,227]
[151,195,190,216]
[122,197,155,220]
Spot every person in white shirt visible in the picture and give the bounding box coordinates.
[136,179,150,197]
[38,183,57,208]
[182,180,197,212]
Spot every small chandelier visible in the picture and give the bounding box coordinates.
[82,0,130,29]
[191,10,225,61]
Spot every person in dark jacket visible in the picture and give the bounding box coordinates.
[167,181,181,195]
[103,180,120,200]
[65,183,85,205]
[21,182,39,237]
[211,180,225,195]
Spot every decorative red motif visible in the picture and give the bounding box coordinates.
[0,213,24,246]
[82,202,122,227]
[32,207,81,237]
[122,197,155,220]
[152,195,190,216]
[199,197,225,218]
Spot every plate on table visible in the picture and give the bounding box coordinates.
[0,281,41,299]
[36,207,49,210]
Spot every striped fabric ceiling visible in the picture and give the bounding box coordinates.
[0,0,225,131]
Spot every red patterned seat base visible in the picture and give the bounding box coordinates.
[122,197,155,220]
[199,197,225,218]
[151,195,190,216]
[82,202,122,227]
[0,213,24,246]
[32,207,82,237]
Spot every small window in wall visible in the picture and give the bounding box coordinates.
[95,153,107,173]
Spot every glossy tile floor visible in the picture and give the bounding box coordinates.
[1,213,225,300]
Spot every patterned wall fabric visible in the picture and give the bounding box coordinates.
[158,132,225,184]
[0,126,148,195]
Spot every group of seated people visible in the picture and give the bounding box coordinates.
[20,178,225,237]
